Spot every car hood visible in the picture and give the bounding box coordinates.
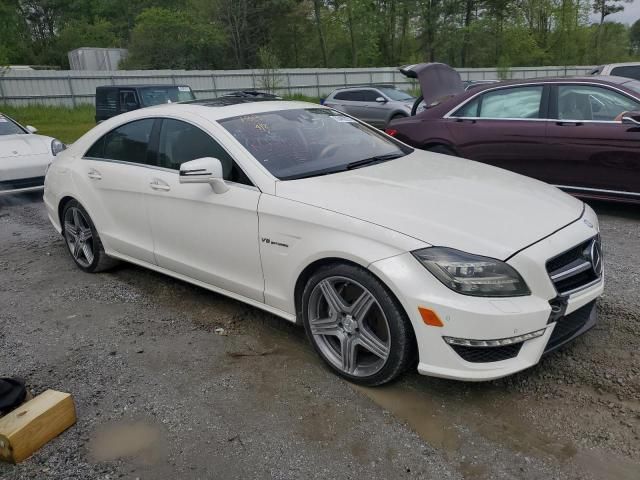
[274,151,584,260]
[0,134,50,158]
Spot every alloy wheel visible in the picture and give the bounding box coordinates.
[307,276,391,377]
[63,206,94,268]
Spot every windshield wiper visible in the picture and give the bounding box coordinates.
[346,152,405,170]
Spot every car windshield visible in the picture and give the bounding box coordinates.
[219,108,411,180]
[139,86,195,106]
[0,115,26,135]
[378,88,414,101]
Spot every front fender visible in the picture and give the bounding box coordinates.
[258,194,428,316]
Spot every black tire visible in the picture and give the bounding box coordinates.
[427,144,457,156]
[301,263,416,386]
[61,199,119,273]
[411,95,424,116]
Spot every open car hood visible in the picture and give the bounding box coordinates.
[399,63,464,106]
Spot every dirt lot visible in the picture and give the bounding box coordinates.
[0,194,638,480]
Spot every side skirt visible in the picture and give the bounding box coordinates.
[106,250,298,324]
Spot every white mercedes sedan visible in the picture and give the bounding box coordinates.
[1,113,66,195]
[44,100,604,385]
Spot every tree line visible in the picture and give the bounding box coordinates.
[1,0,638,71]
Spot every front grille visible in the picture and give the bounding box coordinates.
[544,300,596,352]
[0,176,45,191]
[450,343,523,363]
[546,236,601,296]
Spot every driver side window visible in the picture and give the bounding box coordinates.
[157,119,253,186]
[556,85,640,122]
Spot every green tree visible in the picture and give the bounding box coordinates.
[630,19,640,55]
[120,7,225,69]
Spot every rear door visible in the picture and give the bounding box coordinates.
[545,83,640,195]
[79,118,157,263]
[445,84,551,180]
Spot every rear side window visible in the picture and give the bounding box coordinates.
[85,119,155,164]
[96,89,117,112]
[478,86,543,119]
[610,66,640,81]
[452,97,480,117]
[157,119,252,185]
[333,91,359,101]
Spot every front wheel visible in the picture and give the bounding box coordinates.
[302,263,415,386]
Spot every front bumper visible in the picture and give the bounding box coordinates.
[369,208,603,381]
[0,176,45,196]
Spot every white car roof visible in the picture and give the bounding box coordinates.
[142,100,324,122]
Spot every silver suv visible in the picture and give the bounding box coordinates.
[323,86,415,128]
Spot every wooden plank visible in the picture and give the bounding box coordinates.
[0,390,76,464]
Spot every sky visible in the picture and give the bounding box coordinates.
[589,0,640,25]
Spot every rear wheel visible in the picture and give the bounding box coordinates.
[62,200,118,273]
[302,263,415,386]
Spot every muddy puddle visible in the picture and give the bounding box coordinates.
[89,420,165,464]
[355,381,638,480]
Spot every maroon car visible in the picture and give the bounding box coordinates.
[388,65,640,204]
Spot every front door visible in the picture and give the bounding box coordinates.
[545,83,640,195]
[144,118,264,302]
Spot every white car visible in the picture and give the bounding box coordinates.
[590,62,640,81]
[43,100,604,385]
[0,113,66,195]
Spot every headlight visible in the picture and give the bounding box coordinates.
[51,139,66,156]
[412,247,530,297]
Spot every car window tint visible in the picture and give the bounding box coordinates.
[85,136,105,158]
[99,119,155,164]
[610,66,640,81]
[478,86,543,119]
[334,91,358,101]
[157,119,252,185]
[557,85,640,121]
[452,97,480,117]
[360,90,380,102]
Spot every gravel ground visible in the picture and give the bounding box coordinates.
[0,194,638,480]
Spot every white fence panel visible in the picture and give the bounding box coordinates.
[0,65,596,107]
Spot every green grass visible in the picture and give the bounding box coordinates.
[282,93,324,103]
[0,105,95,144]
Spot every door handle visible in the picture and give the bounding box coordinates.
[556,121,583,126]
[149,179,170,191]
[87,169,102,180]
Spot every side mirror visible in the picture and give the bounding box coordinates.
[26,125,38,133]
[179,157,229,194]
[375,96,387,103]
[621,111,640,126]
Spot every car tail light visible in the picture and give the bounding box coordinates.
[385,128,398,136]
